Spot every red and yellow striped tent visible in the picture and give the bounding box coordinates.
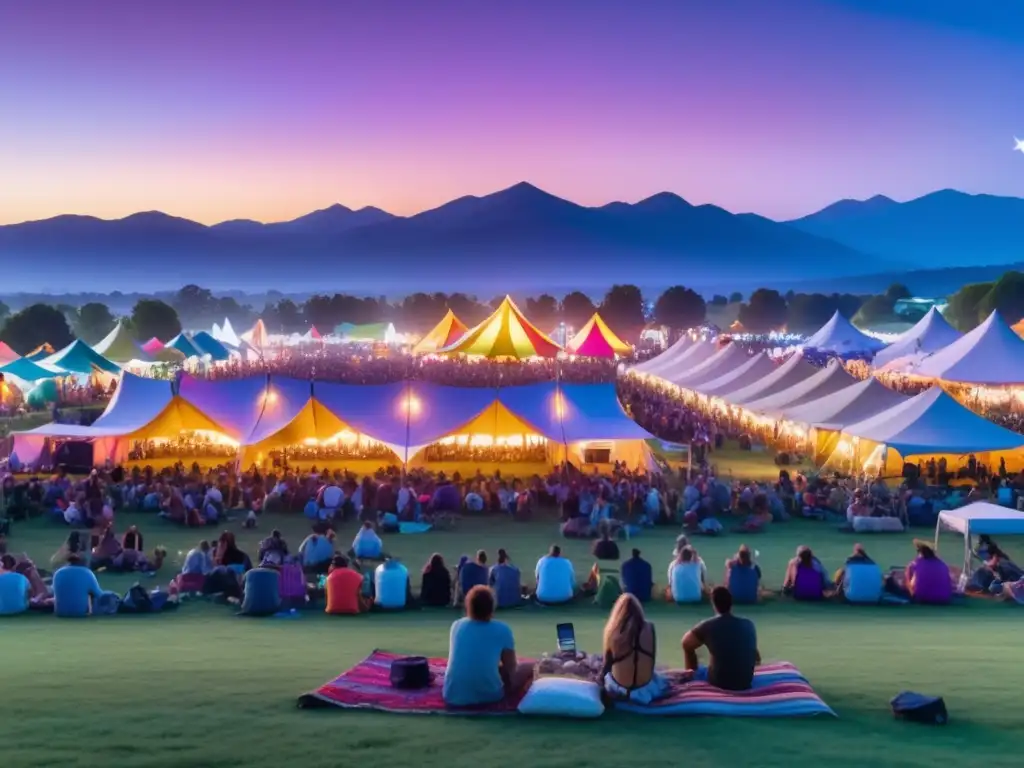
[412,309,469,355]
[440,296,562,359]
[566,313,632,358]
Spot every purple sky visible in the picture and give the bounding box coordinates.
[2,0,1023,224]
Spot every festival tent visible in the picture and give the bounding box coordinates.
[412,310,469,355]
[0,356,61,384]
[693,352,778,398]
[935,503,1024,576]
[668,343,751,389]
[191,332,232,361]
[803,311,886,356]
[165,333,203,359]
[335,322,398,344]
[910,310,1024,385]
[631,334,692,376]
[178,374,272,442]
[239,377,352,460]
[140,337,165,356]
[743,359,858,418]
[872,307,962,371]
[565,313,632,358]
[93,321,152,364]
[726,351,818,406]
[440,296,562,359]
[215,318,242,348]
[25,343,55,361]
[0,341,17,365]
[840,387,1024,474]
[303,326,323,343]
[651,340,719,382]
[242,319,268,349]
[42,340,120,375]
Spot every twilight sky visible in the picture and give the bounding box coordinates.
[2,0,1023,225]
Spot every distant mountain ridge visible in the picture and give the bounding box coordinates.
[1,183,1021,293]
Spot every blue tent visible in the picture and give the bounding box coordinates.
[497,382,652,442]
[178,373,270,442]
[165,333,203,359]
[92,372,175,432]
[0,357,60,382]
[191,331,232,361]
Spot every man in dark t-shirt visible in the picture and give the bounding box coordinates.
[682,586,760,690]
[620,548,653,602]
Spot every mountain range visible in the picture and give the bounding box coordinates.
[1,183,1020,295]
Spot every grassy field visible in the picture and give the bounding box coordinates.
[1,511,1021,768]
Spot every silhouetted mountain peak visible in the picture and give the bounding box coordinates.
[634,191,693,210]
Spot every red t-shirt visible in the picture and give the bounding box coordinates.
[326,568,364,615]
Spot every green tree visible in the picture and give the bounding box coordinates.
[0,303,74,353]
[599,284,646,342]
[560,291,597,330]
[737,289,787,332]
[0,300,9,326]
[654,285,706,330]
[709,295,728,307]
[976,271,1024,325]
[525,294,559,330]
[786,293,836,334]
[76,302,116,343]
[945,281,994,331]
[131,299,181,342]
[729,291,743,304]
[852,295,896,327]
[884,283,912,303]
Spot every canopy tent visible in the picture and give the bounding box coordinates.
[191,331,232,361]
[178,374,272,442]
[413,310,469,355]
[631,334,692,376]
[650,340,720,383]
[841,387,1024,471]
[743,359,858,417]
[0,341,18,365]
[935,502,1024,577]
[0,356,61,383]
[440,296,562,359]
[165,333,203,359]
[803,311,886,356]
[303,326,323,343]
[93,321,152,364]
[214,318,242,348]
[693,352,778,398]
[240,377,351,458]
[335,322,398,343]
[42,340,120,375]
[668,343,751,389]
[140,337,165,356]
[25,343,55,361]
[910,310,1024,385]
[784,377,909,432]
[872,307,962,371]
[565,313,632,358]
[726,351,818,406]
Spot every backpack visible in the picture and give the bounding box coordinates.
[891,691,947,725]
[595,574,623,609]
[121,583,154,613]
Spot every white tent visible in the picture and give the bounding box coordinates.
[803,311,886,355]
[632,334,692,376]
[215,318,242,348]
[652,340,718,382]
[783,377,909,431]
[727,351,818,406]
[841,386,1024,457]
[911,310,1024,385]
[743,360,857,417]
[669,343,751,389]
[935,502,1024,578]
[872,307,962,370]
[694,352,778,398]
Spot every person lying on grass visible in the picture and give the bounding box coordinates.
[443,585,533,707]
[682,586,761,691]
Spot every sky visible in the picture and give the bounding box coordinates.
[2,0,1024,225]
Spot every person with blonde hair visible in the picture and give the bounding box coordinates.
[601,593,667,704]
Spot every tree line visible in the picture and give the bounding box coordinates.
[0,280,926,356]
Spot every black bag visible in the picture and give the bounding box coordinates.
[390,657,433,690]
[890,691,947,725]
[121,584,154,613]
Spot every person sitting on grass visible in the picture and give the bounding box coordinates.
[0,554,31,615]
[489,549,523,608]
[240,565,282,616]
[620,548,653,603]
[351,521,385,561]
[420,553,453,607]
[214,531,252,572]
[724,545,761,604]
[53,555,104,618]
[51,531,86,568]
[835,544,883,603]
[601,592,667,704]
[682,586,760,691]
[534,545,576,605]
[443,585,534,707]
[783,546,830,601]
[122,525,144,553]
[325,554,371,615]
[257,529,289,566]
[668,546,706,604]
[374,557,413,610]
[89,526,123,571]
[905,542,952,605]
[458,550,489,602]
[299,530,336,573]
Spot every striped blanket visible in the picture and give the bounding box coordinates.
[615,662,835,717]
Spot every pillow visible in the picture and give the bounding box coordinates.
[518,676,604,718]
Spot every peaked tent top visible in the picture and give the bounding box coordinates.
[243,319,268,349]
[566,313,632,358]
[694,352,777,398]
[92,372,174,432]
[93,321,151,364]
[0,341,18,365]
[0,356,61,382]
[440,295,562,359]
[191,331,232,361]
[743,359,858,417]
[306,325,322,341]
[632,334,693,376]
[911,310,1024,385]
[42,340,120,375]
[216,318,242,347]
[841,386,1024,456]
[873,307,962,370]
[140,337,165,355]
[669,343,750,389]
[165,333,203,359]
[803,311,886,355]
[782,376,909,431]
[651,340,718,382]
[727,351,818,406]
[413,310,469,355]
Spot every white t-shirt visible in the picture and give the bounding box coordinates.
[669,561,704,603]
[535,555,575,604]
[205,487,223,505]
[322,485,343,509]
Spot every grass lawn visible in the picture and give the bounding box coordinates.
[1,511,1021,768]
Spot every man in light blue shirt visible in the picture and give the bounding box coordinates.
[53,557,103,618]
[534,545,575,604]
[840,545,883,603]
[374,558,410,609]
[0,556,31,615]
[299,532,335,569]
[182,541,213,575]
[352,522,384,559]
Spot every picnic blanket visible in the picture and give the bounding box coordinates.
[297,650,525,714]
[615,662,835,717]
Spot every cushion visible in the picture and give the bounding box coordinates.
[852,516,903,533]
[518,676,604,718]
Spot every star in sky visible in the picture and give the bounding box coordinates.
[1015,137,1024,153]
